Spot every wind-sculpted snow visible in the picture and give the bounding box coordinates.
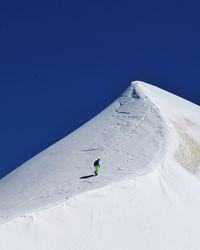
[1,81,200,250]
[0,82,168,223]
[173,121,200,174]
[138,82,200,175]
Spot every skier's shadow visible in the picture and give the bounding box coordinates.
[80,175,95,179]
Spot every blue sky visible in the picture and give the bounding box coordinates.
[0,0,200,178]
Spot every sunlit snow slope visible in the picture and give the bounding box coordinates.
[1,81,200,250]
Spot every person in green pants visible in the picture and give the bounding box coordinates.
[94,159,100,176]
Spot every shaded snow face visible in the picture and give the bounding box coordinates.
[0,83,167,223]
[90,87,167,176]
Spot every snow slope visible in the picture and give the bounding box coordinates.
[1,81,200,250]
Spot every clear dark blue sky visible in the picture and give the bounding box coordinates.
[0,0,200,178]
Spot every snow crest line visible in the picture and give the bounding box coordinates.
[0,82,169,224]
[2,82,200,250]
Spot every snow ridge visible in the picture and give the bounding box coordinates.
[0,81,168,223]
[1,81,200,250]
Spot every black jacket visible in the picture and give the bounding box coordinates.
[94,159,100,166]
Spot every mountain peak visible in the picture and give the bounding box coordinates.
[1,81,200,250]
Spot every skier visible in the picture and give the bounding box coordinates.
[94,159,100,176]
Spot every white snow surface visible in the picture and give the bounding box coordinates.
[1,81,200,250]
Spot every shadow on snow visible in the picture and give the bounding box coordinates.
[80,175,95,179]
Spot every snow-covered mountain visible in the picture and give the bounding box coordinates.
[1,81,200,250]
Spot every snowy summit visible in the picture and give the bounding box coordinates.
[1,81,200,250]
